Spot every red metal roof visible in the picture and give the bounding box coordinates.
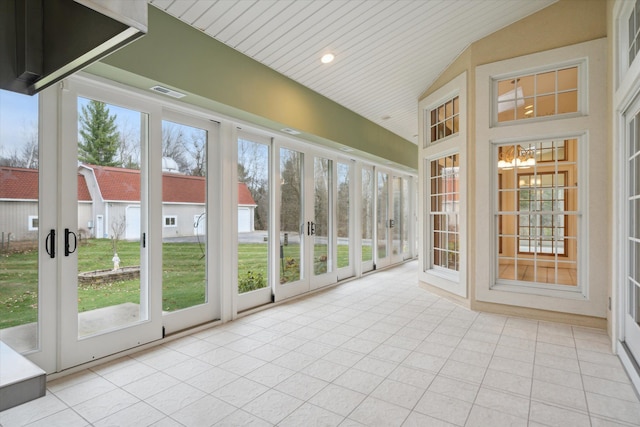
[0,166,91,201]
[1,165,257,205]
[238,182,257,206]
[88,165,256,205]
[162,173,205,204]
[90,165,141,202]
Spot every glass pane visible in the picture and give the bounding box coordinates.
[498,139,578,286]
[280,148,303,283]
[558,91,578,114]
[361,168,373,262]
[630,10,636,53]
[429,155,459,272]
[497,79,514,97]
[377,172,388,260]
[161,121,208,311]
[518,75,535,99]
[0,89,40,351]
[313,157,331,276]
[536,94,556,118]
[337,163,350,269]
[536,71,556,95]
[520,97,535,119]
[445,118,453,136]
[238,137,269,293]
[445,100,453,118]
[558,67,578,91]
[392,177,402,257]
[77,98,146,337]
[402,178,410,259]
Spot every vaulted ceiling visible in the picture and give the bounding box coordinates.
[148,0,557,144]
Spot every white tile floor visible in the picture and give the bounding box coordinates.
[2,261,640,426]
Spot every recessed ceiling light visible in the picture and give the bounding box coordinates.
[524,110,534,115]
[525,104,533,109]
[321,53,334,64]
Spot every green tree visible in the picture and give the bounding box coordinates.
[78,100,120,166]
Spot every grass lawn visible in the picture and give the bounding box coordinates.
[1,238,368,329]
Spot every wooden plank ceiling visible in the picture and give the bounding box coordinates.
[149,0,557,144]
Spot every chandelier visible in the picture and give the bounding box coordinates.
[497,145,535,169]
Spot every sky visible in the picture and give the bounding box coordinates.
[0,90,38,156]
[0,89,142,160]
[0,89,206,169]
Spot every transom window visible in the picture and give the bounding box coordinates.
[497,138,578,287]
[429,96,459,143]
[429,154,459,272]
[629,0,640,66]
[496,66,578,123]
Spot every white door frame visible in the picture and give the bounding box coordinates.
[614,0,640,394]
[273,140,338,301]
[58,76,162,369]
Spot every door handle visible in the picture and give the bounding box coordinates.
[64,228,77,256]
[389,219,395,228]
[45,229,55,258]
[310,221,316,236]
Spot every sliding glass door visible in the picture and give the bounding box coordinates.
[161,112,219,334]
[275,145,337,300]
[237,132,272,312]
[59,79,162,369]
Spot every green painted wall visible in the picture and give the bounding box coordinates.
[92,5,417,170]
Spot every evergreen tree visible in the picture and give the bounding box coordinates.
[78,100,120,166]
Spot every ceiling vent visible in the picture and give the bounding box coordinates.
[150,85,186,98]
[281,128,301,135]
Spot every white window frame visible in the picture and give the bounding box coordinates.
[614,0,640,393]
[163,215,177,227]
[492,63,585,126]
[28,215,39,231]
[476,38,607,317]
[616,0,640,88]
[425,95,460,147]
[426,152,461,278]
[419,71,467,298]
[493,138,580,291]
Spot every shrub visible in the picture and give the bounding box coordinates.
[239,270,266,293]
